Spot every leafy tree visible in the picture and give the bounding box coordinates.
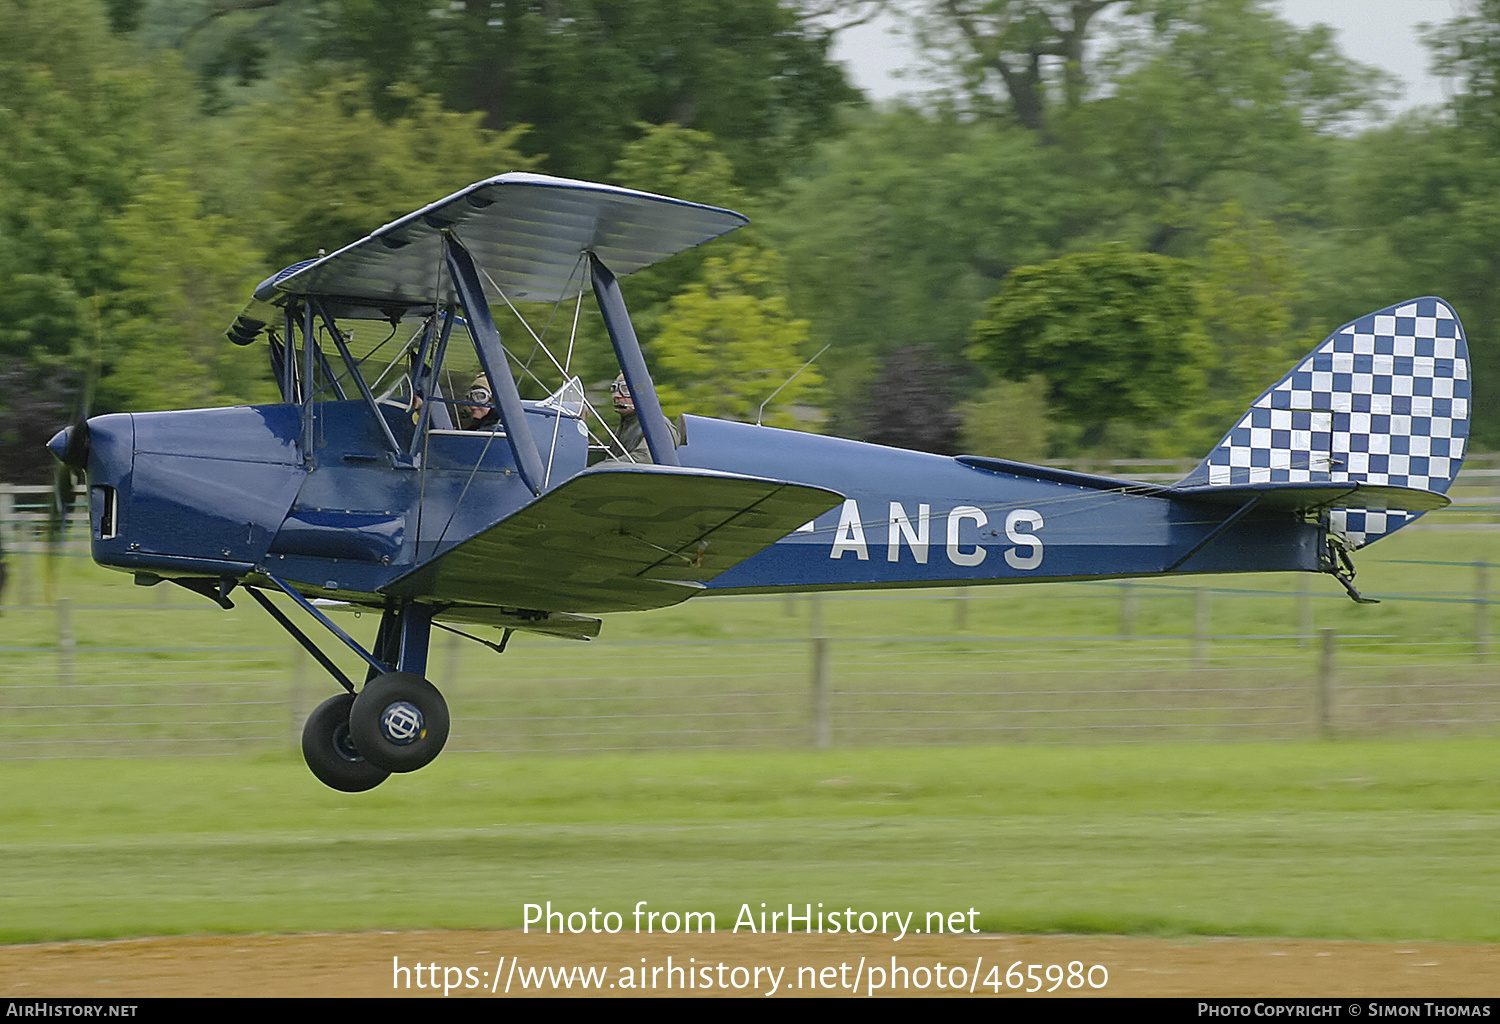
[103,0,148,34]
[1424,0,1500,145]
[308,0,860,184]
[956,375,1053,460]
[244,78,536,266]
[969,245,1208,448]
[0,0,155,481]
[770,109,1081,428]
[781,0,1398,449]
[1083,0,1394,253]
[126,0,315,112]
[1310,1,1500,447]
[100,173,274,412]
[651,248,822,428]
[1327,115,1500,447]
[857,344,963,454]
[898,0,1128,132]
[1196,205,1315,400]
[608,123,754,326]
[1130,203,1322,454]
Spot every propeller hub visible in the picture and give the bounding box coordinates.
[47,426,74,465]
[48,423,90,470]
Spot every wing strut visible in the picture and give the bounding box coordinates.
[444,233,548,494]
[589,253,681,467]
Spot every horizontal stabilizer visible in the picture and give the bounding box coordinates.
[383,464,844,613]
[1167,481,1449,513]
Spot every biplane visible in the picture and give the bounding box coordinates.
[47,173,1471,791]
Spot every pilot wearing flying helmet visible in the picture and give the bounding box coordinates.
[462,373,501,430]
[608,373,678,461]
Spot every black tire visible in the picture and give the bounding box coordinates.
[349,671,450,773]
[302,692,390,793]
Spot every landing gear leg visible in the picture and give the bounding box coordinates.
[253,584,450,786]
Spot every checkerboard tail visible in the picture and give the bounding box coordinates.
[1180,297,1470,548]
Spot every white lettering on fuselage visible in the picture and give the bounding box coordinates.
[887,502,930,563]
[830,499,869,560]
[946,505,988,566]
[825,499,1044,570]
[1004,509,1045,570]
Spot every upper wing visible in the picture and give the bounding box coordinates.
[251,173,748,318]
[382,464,843,613]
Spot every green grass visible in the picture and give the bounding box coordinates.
[3,528,1500,944]
[0,739,1496,944]
[10,527,1500,756]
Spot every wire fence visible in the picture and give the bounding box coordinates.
[6,462,1500,759]
[6,455,1500,543]
[3,549,1499,759]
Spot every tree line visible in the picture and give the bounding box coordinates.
[2,0,1498,484]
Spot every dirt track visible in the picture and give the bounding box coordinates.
[2,931,1497,998]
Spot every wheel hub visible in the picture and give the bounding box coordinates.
[379,700,425,745]
[332,722,364,763]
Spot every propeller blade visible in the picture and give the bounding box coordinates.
[43,309,101,592]
[43,461,69,603]
[47,457,79,546]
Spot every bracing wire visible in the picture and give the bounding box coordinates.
[471,254,638,463]
[790,484,1302,544]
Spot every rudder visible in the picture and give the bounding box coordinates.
[1181,297,1470,547]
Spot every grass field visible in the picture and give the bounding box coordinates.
[7,526,1500,756]
[0,739,1496,945]
[1,527,1498,947]
[8,523,1500,646]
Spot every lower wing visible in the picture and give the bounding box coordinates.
[382,464,844,613]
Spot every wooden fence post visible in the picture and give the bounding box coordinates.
[1193,587,1210,669]
[810,596,831,749]
[1475,561,1489,662]
[0,483,13,550]
[1317,628,1336,738]
[1298,575,1314,647]
[57,596,75,686]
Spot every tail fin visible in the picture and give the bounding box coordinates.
[1180,297,1470,548]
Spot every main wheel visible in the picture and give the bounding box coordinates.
[349,671,450,773]
[302,692,390,793]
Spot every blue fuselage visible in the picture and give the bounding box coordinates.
[675,417,1322,591]
[77,401,1322,606]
